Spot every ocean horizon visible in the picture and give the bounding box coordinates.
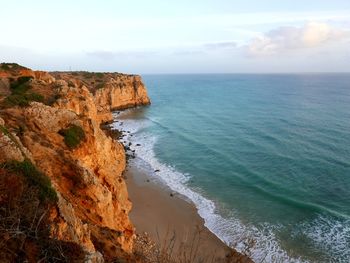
[115,73,350,262]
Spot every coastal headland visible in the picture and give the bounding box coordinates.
[0,63,252,262]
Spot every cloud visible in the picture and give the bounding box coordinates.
[172,50,205,56]
[203,41,237,50]
[247,22,350,56]
[171,41,237,56]
[86,50,157,60]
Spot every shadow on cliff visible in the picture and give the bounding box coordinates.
[0,164,86,262]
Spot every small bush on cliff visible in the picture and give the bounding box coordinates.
[95,72,104,78]
[10,76,33,91]
[83,71,93,78]
[95,82,105,90]
[0,63,10,70]
[0,124,23,150]
[27,92,44,102]
[0,125,10,137]
[3,159,57,202]
[4,92,44,107]
[59,124,86,149]
[4,76,44,107]
[1,63,28,71]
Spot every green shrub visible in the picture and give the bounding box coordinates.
[59,124,85,149]
[0,125,22,149]
[95,72,104,78]
[10,76,33,91]
[2,76,42,107]
[5,94,28,107]
[27,92,44,102]
[0,124,10,136]
[83,72,93,79]
[81,71,105,79]
[0,63,10,70]
[1,63,28,71]
[3,159,58,202]
[11,84,30,94]
[5,92,44,107]
[95,83,105,90]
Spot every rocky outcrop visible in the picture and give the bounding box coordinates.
[0,65,150,262]
[0,117,33,163]
[0,66,55,84]
[0,78,10,96]
[50,72,150,122]
[93,75,150,122]
[54,81,99,121]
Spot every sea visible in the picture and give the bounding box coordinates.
[112,74,350,262]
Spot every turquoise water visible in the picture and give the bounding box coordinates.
[116,74,350,262]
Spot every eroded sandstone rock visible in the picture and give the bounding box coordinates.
[0,66,150,261]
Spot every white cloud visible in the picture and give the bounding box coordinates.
[86,50,157,60]
[203,41,237,50]
[247,22,350,56]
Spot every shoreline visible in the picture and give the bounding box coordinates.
[125,163,252,262]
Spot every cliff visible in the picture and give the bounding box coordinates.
[51,71,150,122]
[0,63,150,262]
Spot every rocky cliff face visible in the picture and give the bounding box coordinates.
[0,64,150,262]
[51,72,150,122]
[93,75,150,122]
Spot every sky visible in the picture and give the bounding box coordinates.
[1,0,350,73]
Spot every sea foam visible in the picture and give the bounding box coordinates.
[112,111,307,263]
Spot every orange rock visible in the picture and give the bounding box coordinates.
[94,75,150,122]
[0,65,151,261]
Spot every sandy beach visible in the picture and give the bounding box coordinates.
[125,164,252,262]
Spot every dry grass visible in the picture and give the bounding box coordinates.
[0,164,84,262]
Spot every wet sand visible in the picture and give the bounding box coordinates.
[125,165,252,262]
